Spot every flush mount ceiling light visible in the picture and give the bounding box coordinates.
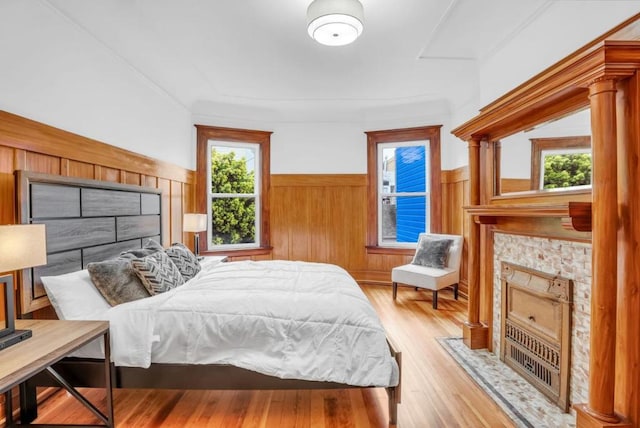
[307,0,364,46]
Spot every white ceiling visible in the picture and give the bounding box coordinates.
[42,0,640,123]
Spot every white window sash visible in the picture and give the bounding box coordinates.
[207,140,261,250]
[377,140,430,246]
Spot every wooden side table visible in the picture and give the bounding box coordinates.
[0,319,113,427]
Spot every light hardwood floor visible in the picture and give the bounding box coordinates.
[31,284,515,427]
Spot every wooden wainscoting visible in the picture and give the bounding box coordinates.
[270,172,469,289]
[441,166,469,296]
[0,110,195,319]
[270,174,370,277]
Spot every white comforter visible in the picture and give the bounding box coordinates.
[81,259,399,388]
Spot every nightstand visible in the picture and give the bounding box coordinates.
[0,319,113,427]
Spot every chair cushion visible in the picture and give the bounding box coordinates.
[411,236,453,269]
[392,264,459,291]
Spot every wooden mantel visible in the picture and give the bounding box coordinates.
[466,202,592,232]
[451,13,640,428]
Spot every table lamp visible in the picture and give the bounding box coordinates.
[0,224,47,350]
[183,213,207,257]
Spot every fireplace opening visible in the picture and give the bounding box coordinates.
[500,262,573,412]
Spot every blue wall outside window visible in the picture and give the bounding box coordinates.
[396,146,426,242]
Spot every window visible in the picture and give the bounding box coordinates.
[366,126,442,252]
[208,142,259,247]
[530,136,591,190]
[196,126,271,254]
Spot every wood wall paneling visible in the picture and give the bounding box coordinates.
[440,166,469,296]
[170,181,183,245]
[96,165,120,183]
[142,175,157,189]
[63,159,95,179]
[0,110,195,320]
[158,178,172,248]
[122,171,141,186]
[0,110,192,183]
[0,146,16,224]
[270,173,466,290]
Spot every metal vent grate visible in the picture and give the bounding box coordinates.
[504,320,560,397]
[500,262,572,412]
[505,322,560,369]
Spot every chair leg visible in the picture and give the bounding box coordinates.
[393,282,398,300]
[453,283,459,300]
[432,290,438,309]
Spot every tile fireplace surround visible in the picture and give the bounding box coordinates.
[492,232,591,411]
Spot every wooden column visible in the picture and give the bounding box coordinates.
[463,137,488,349]
[575,78,629,428]
[614,75,640,427]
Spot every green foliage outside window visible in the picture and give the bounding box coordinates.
[211,150,256,245]
[543,153,591,189]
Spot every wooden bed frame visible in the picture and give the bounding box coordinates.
[15,171,402,425]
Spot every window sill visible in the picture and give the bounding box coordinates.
[366,246,415,256]
[200,247,273,258]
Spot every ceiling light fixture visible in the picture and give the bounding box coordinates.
[307,0,364,47]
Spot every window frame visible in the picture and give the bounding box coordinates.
[366,125,442,254]
[207,140,261,250]
[196,125,271,256]
[530,136,591,190]
[377,141,431,247]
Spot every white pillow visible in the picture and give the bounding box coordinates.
[41,270,111,320]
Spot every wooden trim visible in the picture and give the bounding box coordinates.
[195,125,272,250]
[441,166,469,183]
[366,132,378,248]
[491,187,592,204]
[271,174,366,187]
[530,135,591,190]
[466,202,590,223]
[365,125,443,246]
[201,247,273,258]
[0,110,193,184]
[466,138,482,329]
[452,40,640,141]
[365,246,415,256]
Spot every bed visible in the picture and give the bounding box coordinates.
[14,171,402,425]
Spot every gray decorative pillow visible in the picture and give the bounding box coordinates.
[165,242,201,281]
[120,238,164,258]
[87,258,151,306]
[411,237,454,269]
[131,250,185,295]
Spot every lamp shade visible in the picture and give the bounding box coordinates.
[0,224,47,272]
[307,0,364,46]
[183,214,207,233]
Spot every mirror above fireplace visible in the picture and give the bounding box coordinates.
[497,108,591,196]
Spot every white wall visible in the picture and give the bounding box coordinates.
[2,2,640,175]
[194,100,454,174]
[453,2,640,172]
[0,1,194,170]
[500,109,591,180]
[479,2,640,107]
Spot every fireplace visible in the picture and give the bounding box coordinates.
[492,233,591,413]
[500,262,573,412]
